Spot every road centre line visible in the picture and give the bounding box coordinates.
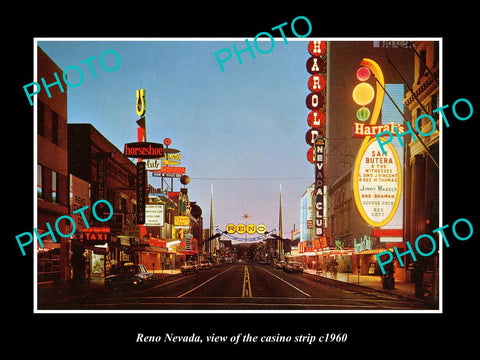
[242,266,252,297]
[259,267,312,297]
[177,267,234,298]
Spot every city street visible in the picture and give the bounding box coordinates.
[39,263,435,311]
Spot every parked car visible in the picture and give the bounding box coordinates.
[199,260,212,270]
[105,264,154,289]
[181,261,198,274]
[284,261,304,273]
[276,260,287,269]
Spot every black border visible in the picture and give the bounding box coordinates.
[9,5,478,354]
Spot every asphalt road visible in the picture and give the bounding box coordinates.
[50,263,435,311]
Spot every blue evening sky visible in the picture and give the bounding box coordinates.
[38,38,314,238]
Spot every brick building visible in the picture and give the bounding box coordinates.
[36,46,70,282]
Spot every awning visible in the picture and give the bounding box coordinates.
[131,245,168,253]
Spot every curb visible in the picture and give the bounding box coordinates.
[303,271,437,307]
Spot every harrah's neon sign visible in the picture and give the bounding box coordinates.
[353,122,404,138]
[124,142,164,158]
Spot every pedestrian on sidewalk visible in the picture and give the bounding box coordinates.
[382,255,395,290]
[333,259,338,278]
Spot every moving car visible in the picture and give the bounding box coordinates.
[105,264,154,289]
[276,260,287,269]
[199,260,212,270]
[181,261,198,274]
[284,261,304,273]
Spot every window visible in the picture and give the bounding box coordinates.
[52,170,57,203]
[119,195,127,211]
[52,111,59,145]
[37,164,43,198]
[38,101,45,137]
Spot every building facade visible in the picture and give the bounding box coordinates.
[68,123,138,276]
[37,47,70,282]
[298,41,442,292]
[325,41,415,282]
[403,41,440,299]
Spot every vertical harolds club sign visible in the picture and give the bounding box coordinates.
[314,137,325,236]
[306,40,327,237]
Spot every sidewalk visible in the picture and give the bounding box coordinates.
[303,269,434,304]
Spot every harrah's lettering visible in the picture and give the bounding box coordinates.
[124,142,164,159]
[353,122,404,138]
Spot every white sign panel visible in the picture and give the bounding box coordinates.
[145,204,164,226]
[354,138,402,227]
[145,159,163,171]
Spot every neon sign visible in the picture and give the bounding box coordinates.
[136,88,146,116]
[216,227,276,242]
[314,137,325,236]
[82,227,111,243]
[124,142,164,158]
[353,138,402,227]
[353,122,404,138]
[225,223,267,235]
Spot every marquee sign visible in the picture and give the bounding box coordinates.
[136,161,146,224]
[145,204,164,226]
[353,138,402,227]
[174,216,190,228]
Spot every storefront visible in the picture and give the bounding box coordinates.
[83,244,107,278]
[109,235,134,274]
[169,238,198,266]
[131,236,169,272]
[82,227,111,277]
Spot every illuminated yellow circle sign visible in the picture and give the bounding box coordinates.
[247,224,257,234]
[225,223,267,234]
[236,224,246,234]
[353,138,402,227]
[352,82,375,106]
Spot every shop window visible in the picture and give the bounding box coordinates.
[52,111,59,145]
[38,101,45,137]
[52,170,57,203]
[119,195,127,211]
[37,164,43,199]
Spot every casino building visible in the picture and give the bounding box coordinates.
[301,41,426,284]
[317,41,440,300]
[402,41,440,299]
[325,41,415,282]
